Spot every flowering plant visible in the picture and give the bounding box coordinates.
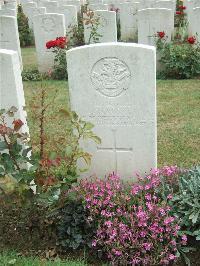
[45,36,68,80]
[46,37,68,50]
[155,24,200,78]
[66,168,187,265]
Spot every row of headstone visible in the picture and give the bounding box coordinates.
[20,0,78,30]
[31,4,175,71]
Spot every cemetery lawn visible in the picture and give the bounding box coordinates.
[22,47,38,70]
[22,47,200,168]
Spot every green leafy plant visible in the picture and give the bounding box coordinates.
[172,167,200,241]
[22,69,44,81]
[158,41,200,79]
[0,107,35,198]
[27,86,101,206]
[157,166,200,241]
[17,5,34,47]
[54,198,96,250]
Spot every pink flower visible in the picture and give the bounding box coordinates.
[169,254,176,260]
[164,216,175,225]
[167,194,173,200]
[142,242,152,251]
[104,220,113,227]
[92,240,97,247]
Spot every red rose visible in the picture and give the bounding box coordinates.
[46,40,57,49]
[187,36,196,44]
[179,5,186,10]
[55,37,68,49]
[157,31,165,39]
[176,11,183,15]
[12,119,24,131]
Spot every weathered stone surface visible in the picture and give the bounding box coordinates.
[0,16,22,69]
[67,43,157,179]
[138,8,174,45]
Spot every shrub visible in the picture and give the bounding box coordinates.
[17,5,34,47]
[54,199,96,250]
[158,41,200,79]
[67,172,185,265]
[45,37,68,80]
[22,69,43,81]
[158,166,200,241]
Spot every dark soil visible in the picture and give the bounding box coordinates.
[0,202,57,256]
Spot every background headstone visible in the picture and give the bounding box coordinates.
[120,2,139,42]
[84,10,117,44]
[33,13,66,73]
[138,8,174,45]
[0,15,22,69]
[0,49,28,132]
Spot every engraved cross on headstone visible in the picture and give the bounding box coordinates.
[97,129,133,173]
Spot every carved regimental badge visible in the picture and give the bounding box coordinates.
[41,17,56,32]
[91,57,131,97]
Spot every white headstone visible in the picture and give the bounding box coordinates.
[88,3,109,10]
[29,7,46,29]
[89,0,103,4]
[0,49,28,132]
[189,7,200,39]
[138,8,174,45]
[22,2,37,18]
[62,0,81,12]
[42,1,59,13]
[58,5,78,30]
[84,10,117,44]
[120,2,139,41]
[0,8,16,16]
[152,0,176,11]
[0,16,22,69]
[67,43,157,179]
[33,13,66,73]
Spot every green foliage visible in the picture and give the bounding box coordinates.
[158,42,200,79]
[22,69,43,81]
[51,48,68,80]
[17,5,34,47]
[172,167,200,241]
[26,87,101,206]
[0,107,35,198]
[54,198,96,250]
[158,166,200,241]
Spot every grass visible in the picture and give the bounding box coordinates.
[0,251,87,266]
[21,47,38,70]
[22,47,200,168]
